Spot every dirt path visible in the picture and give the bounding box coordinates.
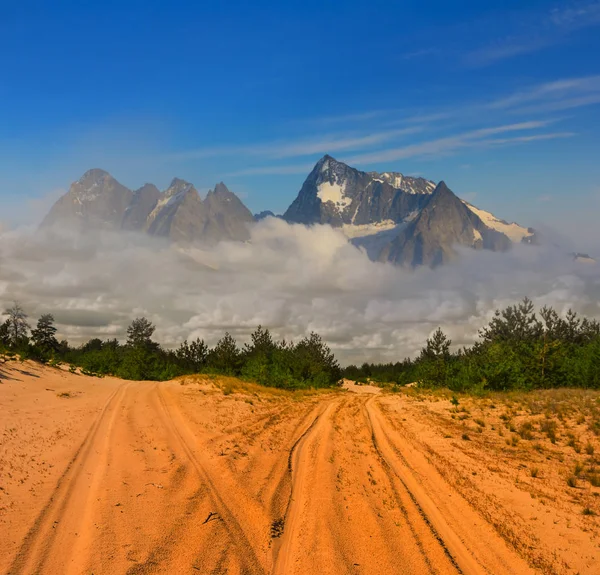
[1,365,538,574]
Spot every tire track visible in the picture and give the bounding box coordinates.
[364,396,485,575]
[7,381,130,575]
[262,400,326,523]
[4,377,535,575]
[271,399,340,575]
[154,383,268,575]
[89,383,209,575]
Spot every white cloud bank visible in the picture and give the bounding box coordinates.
[1,218,599,365]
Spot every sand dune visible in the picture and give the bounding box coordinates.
[1,363,595,574]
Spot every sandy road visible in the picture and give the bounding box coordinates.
[1,369,534,575]
[6,381,270,575]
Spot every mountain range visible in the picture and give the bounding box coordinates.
[41,155,537,267]
[42,169,255,244]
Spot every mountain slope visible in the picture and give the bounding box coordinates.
[122,184,161,231]
[283,155,534,267]
[40,160,537,267]
[202,182,255,242]
[283,155,431,226]
[462,201,534,244]
[145,179,209,243]
[42,171,255,245]
[41,169,133,230]
[379,182,512,267]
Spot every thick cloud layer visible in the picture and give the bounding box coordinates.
[0,218,599,365]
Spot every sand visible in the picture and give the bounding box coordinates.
[0,362,595,574]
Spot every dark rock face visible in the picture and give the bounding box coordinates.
[121,184,161,231]
[144,179,209,243]
[379,182,511,267]
[41,169,133,230]
[282,156,526,267]
[283,155,433,227]
[202,182,255,242]
[254,210,277,221]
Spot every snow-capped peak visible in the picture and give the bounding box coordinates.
[462,201,533,243]
[369,171,436,194]
[313,156,353,211]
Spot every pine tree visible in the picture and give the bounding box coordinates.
[293,332,341,386]
[31,314,59,356]
[244,325,275,357]
[207,332,241,374]
[176,338,208,372]
[418,328,452,387]
[422,328,451,359]
[126,317,156,349]
[480,298,542,344]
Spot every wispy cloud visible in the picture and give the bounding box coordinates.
[466,1,600,67]
[165,74,594,177]
[484,132,575,145]
[487,75,600,111]
[345,121,557,164]
[169,127,422,161]
[549,0,600,26]
[514,94,600,115]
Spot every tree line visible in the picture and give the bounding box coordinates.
[5,298,600,392]
[343,298,600,392]
[0,303,341,389]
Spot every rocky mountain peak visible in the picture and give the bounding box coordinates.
[165,178,195,198]
[284,156,431,226]
[255,210,276,221]
[40,157,536,267]
[211,181,231,196]
[71,168,118,202]
[203,182,255,242]
[122,184,161,231]
[374,172,436,194]
[76,168,111,186]
[313,154,355,183]
[429,180,452,200]
[135,183,160,196]
[379,181,512,267]
[41,169,132,230]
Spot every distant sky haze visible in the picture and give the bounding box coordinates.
[1,0,599,239]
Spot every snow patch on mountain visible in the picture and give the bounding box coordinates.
[377,172,436,194]
[154,189,188,212]
[341,219,398,239]
[317,181,352,210]
[146,183,195,228]
[464,202,532,243]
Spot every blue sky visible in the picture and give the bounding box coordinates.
[1,0,600,232]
